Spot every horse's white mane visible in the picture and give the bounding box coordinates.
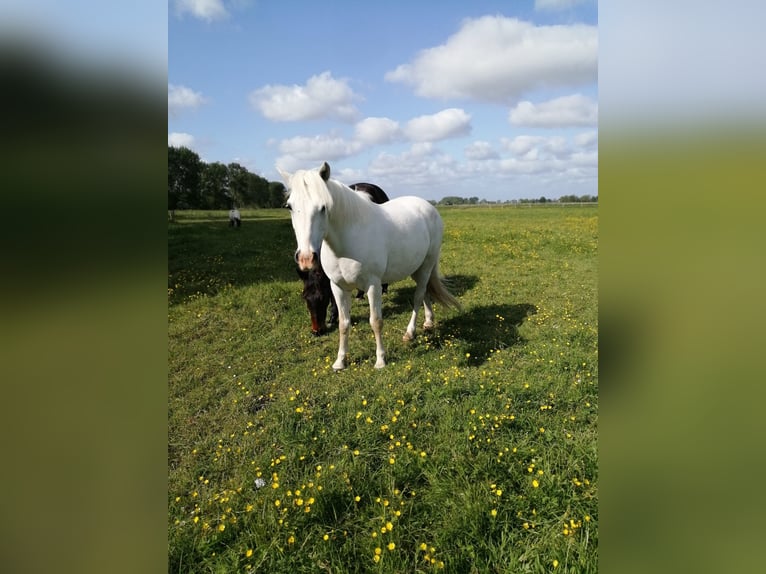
[284,164,375,224]
[324,178,374,223]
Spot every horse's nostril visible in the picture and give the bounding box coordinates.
[294,250,300,263]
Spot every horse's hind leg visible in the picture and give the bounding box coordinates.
[403,265,433,341]
[423,292,435,330]
[331,284,352,371]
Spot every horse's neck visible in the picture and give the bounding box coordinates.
[324,182,369,254]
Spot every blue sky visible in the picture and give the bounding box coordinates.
[169,0,598,202]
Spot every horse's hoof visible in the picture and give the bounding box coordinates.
[423,321,434,330]
[374,361,386,369]
[402,332,414,342]
[332,360,346,371]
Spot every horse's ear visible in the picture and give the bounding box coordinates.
[277,166,291,184]
[319,162,331,181]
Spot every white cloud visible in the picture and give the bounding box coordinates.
[497,157,553,175]
[403,108,472,142]
[168,132,196,148]
[385,16,597,103]
[574,130,598,149]
[354,117,403,145]
[464,141,499,160]
[250,71,361,122]
[174,0,228,22]
[409,142,436,157]
[277,134,363,162]
[470,132,599,185]
[368,144,458,187]
[272,109,469,172]
[570,150,598,168]
[503,135,570,159]
[168,84,207,116]
[509,94,598,127]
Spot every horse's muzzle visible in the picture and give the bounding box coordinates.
[295,249,318,271]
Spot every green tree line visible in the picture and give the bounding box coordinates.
[437,194,597,205]
[168,146,286,211]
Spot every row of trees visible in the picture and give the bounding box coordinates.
[168,146,286,211]
[169,146,598,211]
[438,195,598,205]
[556,194,598,203]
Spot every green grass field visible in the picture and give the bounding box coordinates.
[168,205,598,573]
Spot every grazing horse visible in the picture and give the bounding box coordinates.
[229,208,241,227]
[280,161,460,370]
[297,182,390,336]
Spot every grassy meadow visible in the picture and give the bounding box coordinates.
[168,205,598,573]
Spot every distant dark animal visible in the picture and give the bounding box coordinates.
[229,208,241,227]
[296,182,389,336]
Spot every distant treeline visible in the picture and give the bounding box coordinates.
[169,145,597,211]
[168,146,286,210]
[437,195,597,205]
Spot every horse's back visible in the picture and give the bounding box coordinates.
[381,196,443,237]
[373,196,443,281]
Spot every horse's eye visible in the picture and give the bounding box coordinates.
[320,206,326,213]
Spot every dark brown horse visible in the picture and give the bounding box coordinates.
[296,182,389,335]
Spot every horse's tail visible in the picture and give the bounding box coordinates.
[427,264,462,311]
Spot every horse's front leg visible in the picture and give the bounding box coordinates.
[331,283,352,371]
[366,282,385,368]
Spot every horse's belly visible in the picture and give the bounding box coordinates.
[380,224,432,281]
[381,248,428,282]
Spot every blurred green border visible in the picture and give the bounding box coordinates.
[600,123,766,573]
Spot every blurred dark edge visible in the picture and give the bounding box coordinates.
[0,35,167,574]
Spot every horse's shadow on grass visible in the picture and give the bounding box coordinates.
[349,274,535,366]
[428,302,538,366]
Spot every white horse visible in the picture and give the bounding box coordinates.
[279,162,460,370]
[229,208,241,227]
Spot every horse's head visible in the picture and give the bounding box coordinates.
[296,265,334,336]
[279,162,333,271]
